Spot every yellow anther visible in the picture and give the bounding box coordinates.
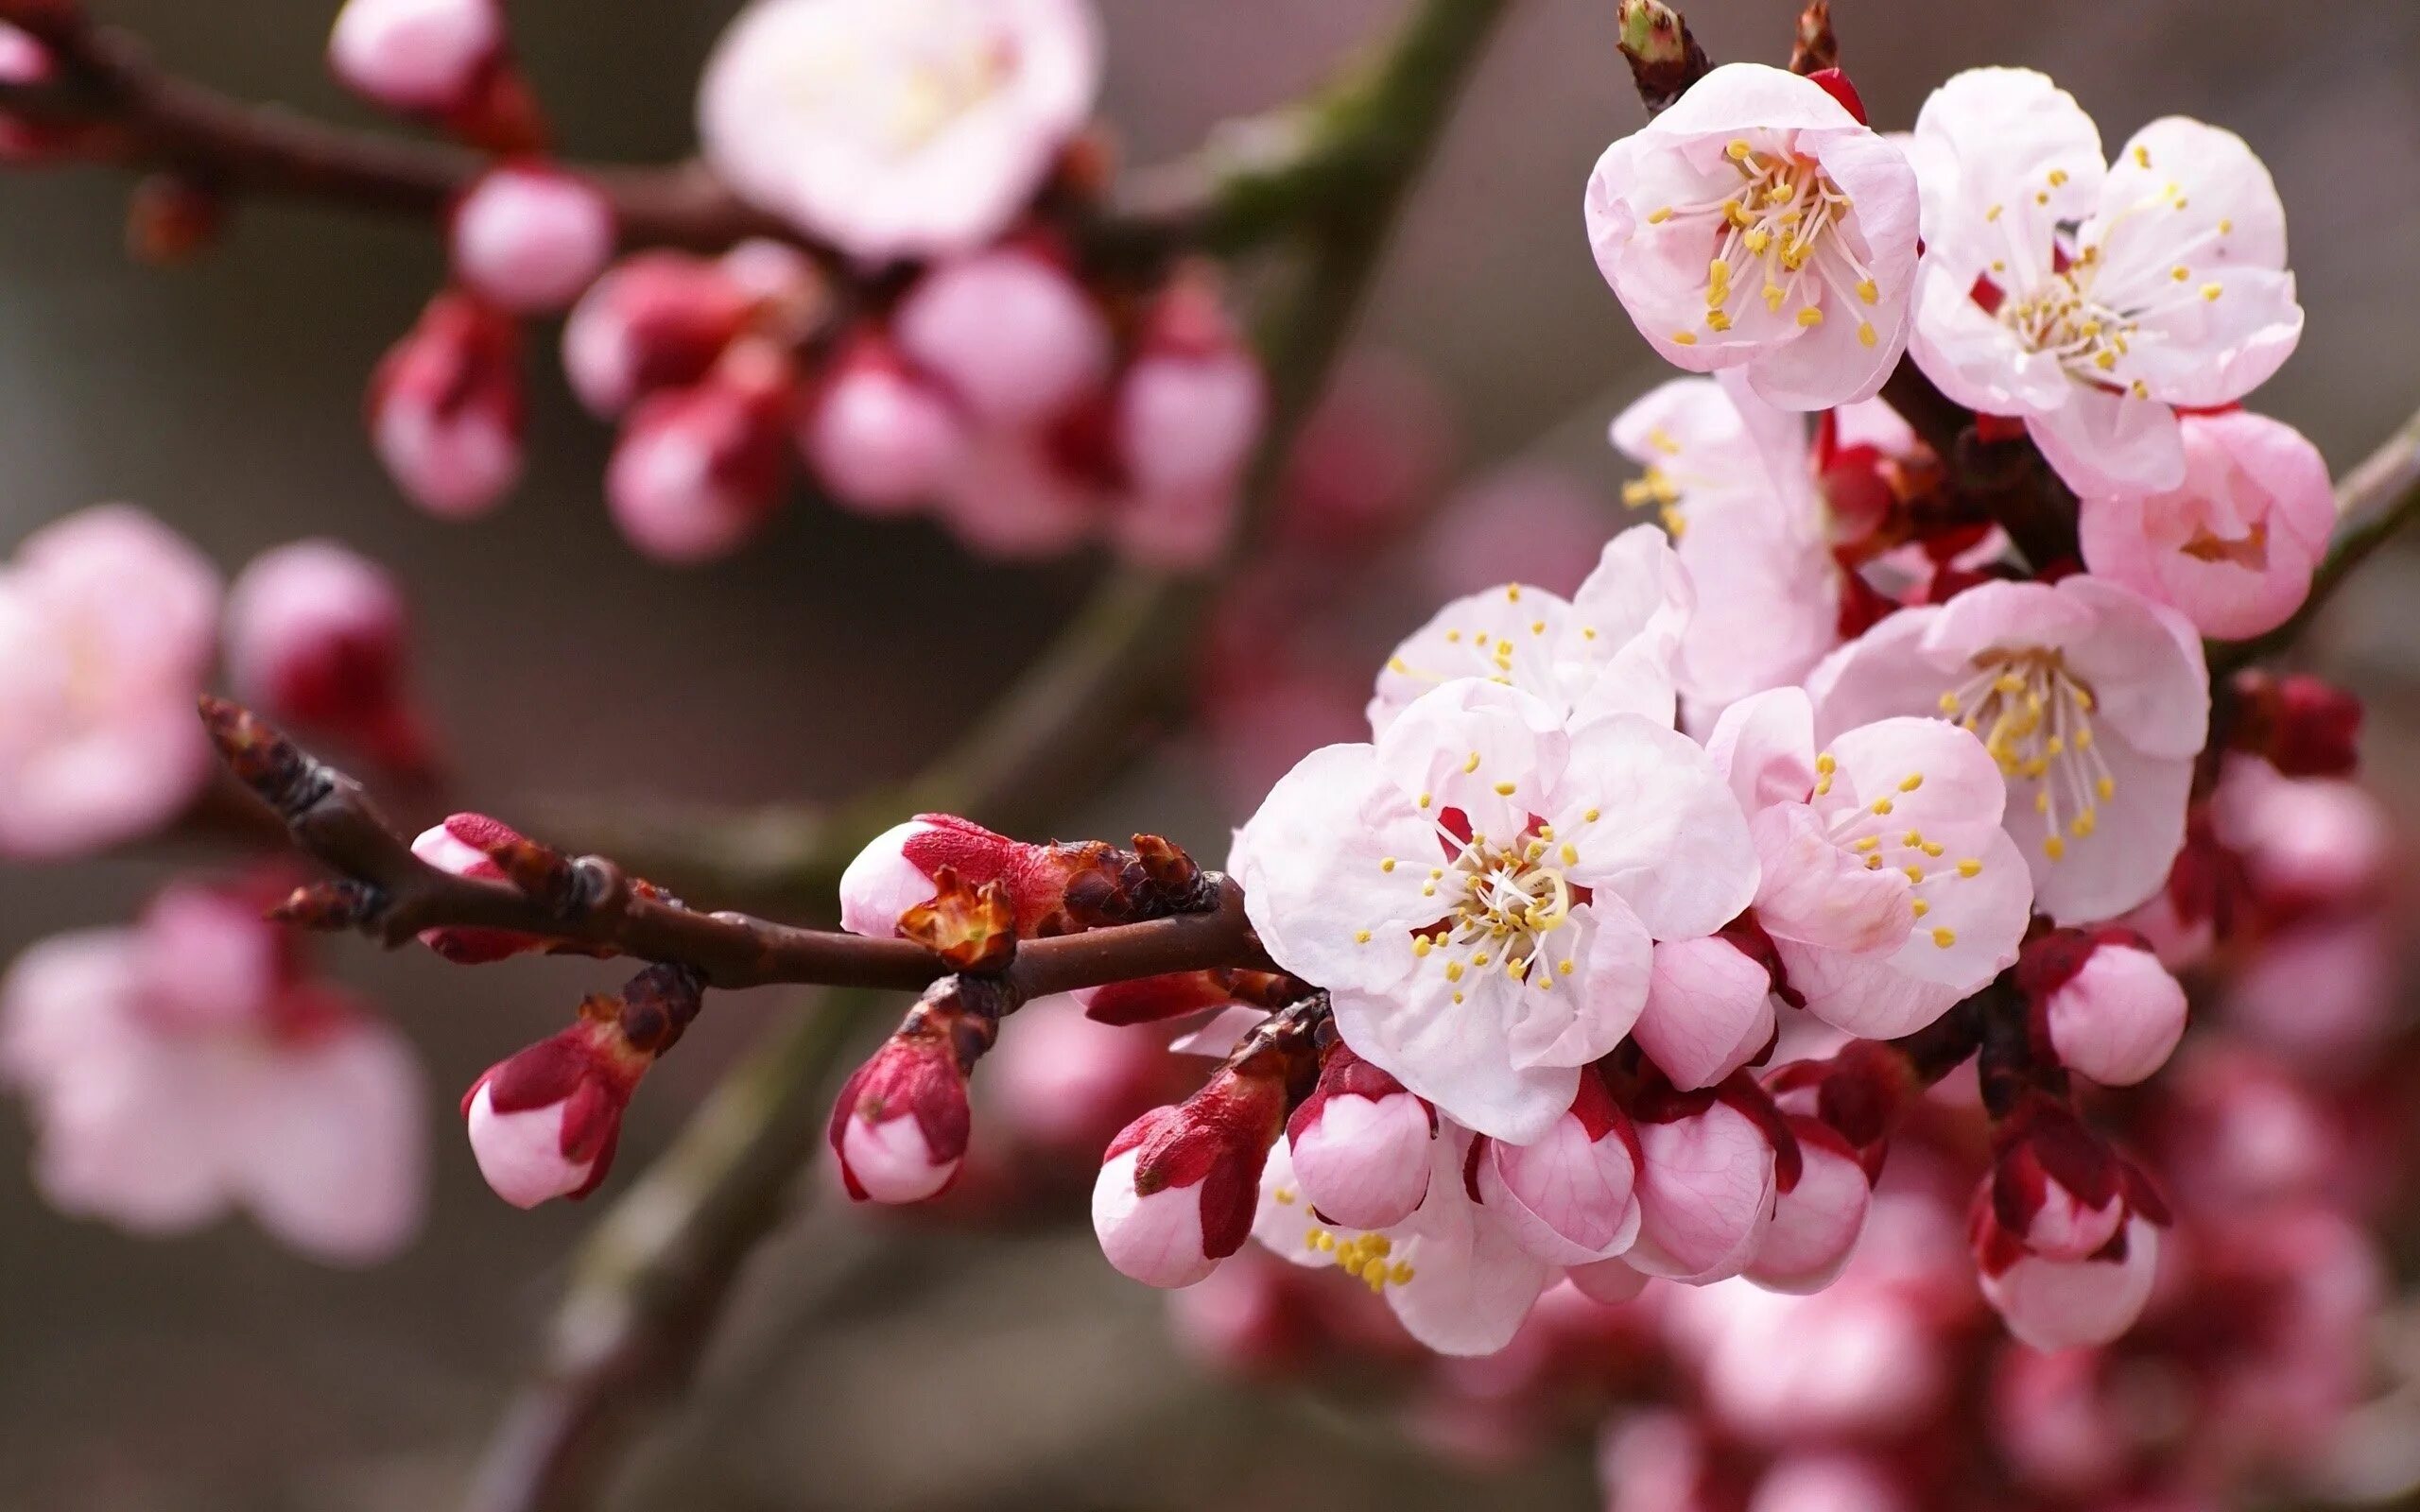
[1706,310,1735,333]
[1380,857,1397,872]
[1388,656,1409,674]
[1986,203,2004,222]
[1413,936,1433,957]
[1706,258,1732,307]
[1274,1187,1296,1206]
[1726,138,1753,161]
[1418,791,1433,809]
[1852,836,1881,852]
[1493,781,1516,797]
[1864,854,1883,870]
[1857,278,1879,304]
[1858,321,1877,348]
[1471,953,1490,968]
[1463,751,1481,774]
[1583,808,1600,822]
[1930,928,1957,948]
[2044,834,2066,861]
[2048,168,2069,186]
[1939,692,1962,714]
[2071,810,2098,838]
[2203,283,2222,301]
[1900,774,1924,792]
[1871,798,1894,816]
[2094,350,2118,370]
[1911,899,1930,918]
[1558,959,1575,976]
[1560,843,1578,866]
[1922,841,1945,858]
[1763,284,1787,312]
[1815,753,1836,774]
[1744,228,1772,254]
[1957,858,1982,878]
[2134,145,2152,168]
[2097,775,2116,799]
[1904,830,1925,847]
[1443,960,1463,982]
[1671,332,1699,346]
[2172,266,2190,283]
[1904,866,1926,884]
[1994,674,2025,696]
[1647,206,1674,224]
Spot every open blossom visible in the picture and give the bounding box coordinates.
[450,165,616,314]
[1253,1127,1554,1356]
[698,0,1101,263]
[1808,576,2208,925]
[224,541,435,776]
[0,505,220,859]
[1584,62,1921,409]
[2077,410,2335,640]
[1367,524,1695,735]
[1703,688,2031,1037]
[1608,376,1919,715]
[1907,68,2301,495]
[0,883,425,1262]
[1234,678,1756,1143]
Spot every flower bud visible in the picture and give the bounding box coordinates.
[409,813,547,963]
[802,333,968,514]
[606,341,794,563]
[1115,272,1263,501]
[1744,1117,1871,1293]
[2019,928,2188,1088]
[328,0,503,114]
[561,251,754,417]
[1626,1082,1782,1283]
[1093,1058,1290,1289]
[1975,1210,2162,1352]
[224,541,435,776]
[1986,1098,2150,1263]
[450,164,615,313]
[459,1016,643,1204]
[838,815,1201,939]
[1750,1456,1910,1512]
[368,290,523,519]
[827,977,1004,1203]
[2229,670,2361,779]
[1474,1071,1642,1264]
[1285,1045,1435,1231]
[894,247,1110,429]
[1634,934,1777,1091]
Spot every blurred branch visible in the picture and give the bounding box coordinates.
[457,0,1517,1508]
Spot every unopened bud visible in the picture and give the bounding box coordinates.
[2019,927,2187,1087]
[1974,1207,2161,1352]
[225,541,436,778]
[410,813,549,963]
[561,251,754,417]
[1115,271,1264,502]
[802,332,968,515]
[1093,1057,1289,1289]
[1626,1078,1782,1282]
[451,164,615,314]
[1474,1070,1643,1264]
[827,977,1005,1203]
[1743,1116,1870,1293]
[329,0,504,114]
[1285,1045,1434,1231]
[606,340,795,563]
[894,246,1110,429]
[368,290,524,520]
[127,175,226,266]
[2230,670,2361,778]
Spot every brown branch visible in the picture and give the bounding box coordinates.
[200,696,1275,999]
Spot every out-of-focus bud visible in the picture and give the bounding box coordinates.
[224,541,436,778]
[717,239,829,341]
[894,246,1110,429]
[1974,1208,2162,1352]
[126,175,227,266]
[1750,1455,1910,1512]
[2018,927,2188,1087]
[328,0,504,114]
[1286,1043,1435,1231]
[606,339,795,563]
[1614,0,1707,115]
[561,251,756,418]
[2214,756,2392,919]
[1115,268,1264,501]
[462,964,700,1207]
[450,164,616,314]
[2229,670,2361,778]
[802,332,968,515]
[1634,934,1777,1091]
[1987,1098,2128,1262]
[409,813,548,963]
[1744,1116,1871,1293]
[1625,1075,1787,1282]
[368,290,524,519]
[828,976,1006,1203]
[1474,1070,1642,1264]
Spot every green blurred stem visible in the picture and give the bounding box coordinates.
[462,1,1516,1507]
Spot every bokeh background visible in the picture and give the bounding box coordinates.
[6,0,2420,1506]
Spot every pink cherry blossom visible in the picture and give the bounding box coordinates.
[369,290,525,519]
[699,0,1100,262]
[465,1022,641,1207]
[1585,62,1921,409]
[1908,69,2302,495]
[2021,928,2188,1086]
[1977,1212,2162,1350]
[1808,576,2208,925]
[0,885,425,1262]
[606,340,795,563]
[1634,935,1776,1091]
[1234,678,1755,1143]
[2078,410,2335,640]
[449,165,616,314]
[829,1025,968,1203]
[1254,1127,1554,1355]
[224,540,434,776]
[1626,1094,1778,1283]
[1368,524,1696,736]
[1704,687,2031,1037]
[1472,1072,1643,1264]
[1285,1045,1436,1231]
[894,247,1110,429]
[0,505,221,859]
[328,0,503,113]
[803,332,969,515]
[1745,1119,1871,1293]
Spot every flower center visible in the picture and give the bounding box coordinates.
[1649,137,1884,351]
[1938,650,2116,861]
[1810,751,1987,949]
[1378,814,1585,1005]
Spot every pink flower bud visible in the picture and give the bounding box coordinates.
[1115,277,1263,500]
[1285,1046,1434,1231]
[561,252,754,418]
[1976,1212,2162,1352]
[1634,934,1778,1091]
[802,334,968,514]
[838,816,1010,936]
[328,0,504,113]
[450,165,616,314]
[1988,1110,2129,1264]
[409,813,547,963]
[606,341,795,563]
[894,248,1110,429]
[1744,1118,1872,1294]
[1474,1072,1643,1264]
[462,1022,642,1207]
[224,541,434,776]
[0,24,52,87]
[368,290,524,519]
[828,1029,969,1203]
[2021,929,2188,1088]
[1627,1091,1781,1283]
[1093,1063,1288,1288]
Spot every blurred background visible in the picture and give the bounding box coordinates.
[5,0,2420,1506]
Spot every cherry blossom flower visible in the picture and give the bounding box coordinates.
[1907,68,2302,495]
[1253,1126,1555,1355]
[450,165,616,314]
[1584,62,1921,409]
[0,883,425,1262]
[1234,678,1756,1142]
[697,0,1101,263]
[2077,410,2336,640]
[224,540,435,777]
[1607,375,1919,715]
[1702,687,2031,1037]
[1366,524,1695,736]
[1807,576,2208,925]
[0,505,221,859]
[368,290,525,519]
